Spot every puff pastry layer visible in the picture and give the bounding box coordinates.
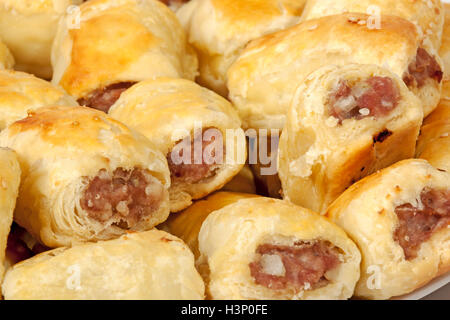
[109,78,245,212]
[198,197,361,300]
[0,148,20,287]
[278,64,423,213]
[2,230,205,300]
[227,13,442,130]
[301,0,444,52]
[52,0,198,112]
[327,159,450,300]
[416,86,450,173]
[0,106,171,248]
[162,191,258,259]
[0,70,78,130]
[0,0,83,79]
[177,0,306,96]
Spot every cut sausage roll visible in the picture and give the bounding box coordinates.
[162,191,258,259]
[0,70,78,130]
[51,0,198,113]
[2,230,205,300]
[0,38,13,70]
[440,4,450,81]
[278,64,423,214]
[197,197,361,300]
[326,159,450,300]
[177,0,306,96]
[227,13,442,130]
[0,0,84,79]
[301,0,444,52]
[109,78,246,212]
[0,148,20,286]
[0,106,170,248]
[416,98,450,173]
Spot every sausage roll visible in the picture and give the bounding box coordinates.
[0,148,20,286]
[52,0,198,113]
[2,230,205,300]
[0,106,170,248]
[162,191,258,259]
[0,38,13,70]
[177,0,306,96]
[440,4,450,81]
[227,13,442,130]
[301,0,444,52]
[0,70,78,131]
[416,98,450,173]
[197,197,361,300]
[0,0,84,79]
[327,159,450,300]
[278,64,423,214]
[109,78,246,212]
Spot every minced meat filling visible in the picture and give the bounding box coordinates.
[81,167,164,228]
[77,82,136,113]
[328,76,399,124]
[249,241,341,291]
[403,48,443,88]
[394,188,450,260]
[167,129,224,184]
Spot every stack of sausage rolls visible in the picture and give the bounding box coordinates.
[0,0,448,300]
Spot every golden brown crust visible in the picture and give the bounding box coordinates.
[301,0,444,51]
[0,70,78,130]
[0,0,83,79]
[227,13,440,130]
[0,106,171,247]
[109,78,245,212]
[278,64,423,213]
[52,0,198,99]
[0,148,21,287]
[326,159,450,299]
[177,0,306,95]
[2,230,205,300]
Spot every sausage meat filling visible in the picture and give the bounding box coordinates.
[328,76,400,124]
[403,48,443,88]
[394,188,450,260]
[167,128,224,184]
[81,167,164,228]
[249,241,341,291]
[77,82,136,113]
